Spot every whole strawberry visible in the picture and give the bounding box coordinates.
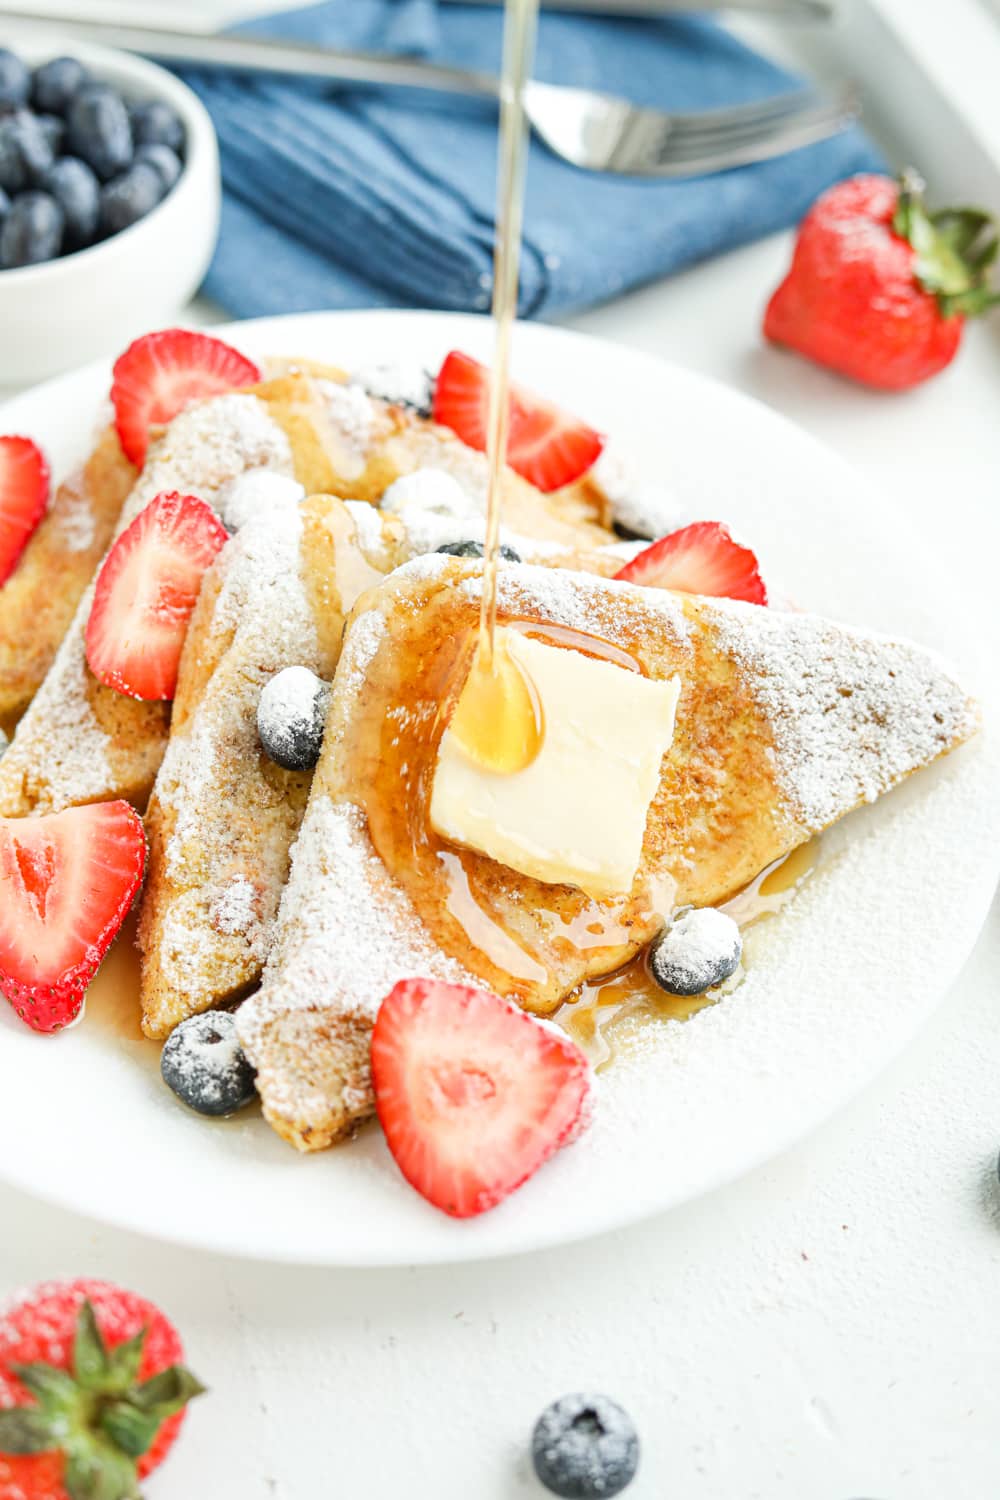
[764,172,999,390]
[0,1278,204,1500]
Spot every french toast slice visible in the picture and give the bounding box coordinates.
[0,371,612,819]
[237,556,979,1152]
[0,425,136,726]
[138,493,625,1041]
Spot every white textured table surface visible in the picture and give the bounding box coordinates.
[2,4,1000,1497]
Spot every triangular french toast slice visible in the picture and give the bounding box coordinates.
[237,556,979,1152]
[0,372,612,819]
[0,425,137,726]
[138,494,626,1040]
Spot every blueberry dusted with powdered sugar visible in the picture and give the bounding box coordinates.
[161,1010,257,1117]
[257,666,330,772]
[649,906,742,996]
[436,539,521,562]
[532,1394,639,1498]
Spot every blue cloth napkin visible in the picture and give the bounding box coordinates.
[177,0,882,319]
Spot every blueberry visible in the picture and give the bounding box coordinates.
[36,112,66,156]
[0,191,63,269]
[129,99,184,154]
[99,161,163,236]
[436,539,521,562]
[0,111,54,194]
[135,142,182,193]
[67,83,132,181]
[0,50,29,112]
[43,156,100,247]
[161,1010,257,1118]
[258,666,329,772]
[0,185,9,225]
[648,906,742,997]
[532,1395,639,1499]
[31,56,88,116]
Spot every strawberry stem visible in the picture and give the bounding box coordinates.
[892,168,1000,318]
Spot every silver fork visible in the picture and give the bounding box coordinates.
[0,9,860,177]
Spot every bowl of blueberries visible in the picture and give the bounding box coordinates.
[0,38,220,384]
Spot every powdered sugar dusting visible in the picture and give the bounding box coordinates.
[0,393,294,814]
[57,487,96,553]
[702,597,979,832]
[211,876,258,937]
[590,438,684,539]
[160,502,314,866]
[238,799,478,1065]
[317,380,375,454]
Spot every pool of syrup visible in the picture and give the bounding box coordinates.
[558,837,819,1068]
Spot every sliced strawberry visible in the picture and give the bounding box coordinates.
[0,801,147,1032]
[0,436,50,587]
[111,328,262,467]
[85,490,228,701]
[371,978,592,1218]
[615,520,768,605]
[433,350,604,493]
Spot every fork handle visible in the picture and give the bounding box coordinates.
[0,11,500,100]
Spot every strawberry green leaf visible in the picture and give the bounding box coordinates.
[103,1328,148,1395]
[73,1301,112,1392]
[128,1363,206,1415]
[893,169,1000,319]
[63,1438,141,1500]
[9,1359,79,1410]
[99,1401,164,1460]
[0,1406,60,1454]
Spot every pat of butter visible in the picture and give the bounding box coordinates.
[430,628,680,898]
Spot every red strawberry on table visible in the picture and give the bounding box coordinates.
[371,978,592,1218]
[111,328,262,467]
[0,436,49,588]
[764,171,1000,390]
[433,349,604,493]
[0,1278,204,1500]
[615,520,767,605]
[0,801,146,1033]
[85,490,228,701]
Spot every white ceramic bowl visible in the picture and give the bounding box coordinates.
[0,38,221,386]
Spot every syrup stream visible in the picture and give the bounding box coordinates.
[450,0,542,777]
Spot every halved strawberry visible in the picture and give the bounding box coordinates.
[433,350,604,493]
[615,520,768,605]
[0,801,147,1033]
[111,329,262,467]
[371,978,592,1218]
[0,436,50,587]
[85,490,228,701]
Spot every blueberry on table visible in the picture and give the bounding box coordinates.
[100,161,164,235]
[67,83,132,180]
[648,906,743,997]
[130,98,184,154]
[436,539,522,562]
[532,1394,640,1499]
[258,666,330,772]
[161,1010,257,1118]
[44,156,100,247]
[0,190,63,268]
[31,55,88,116]
[0,49,29,111]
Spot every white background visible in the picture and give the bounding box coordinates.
[2,2,1000,1497]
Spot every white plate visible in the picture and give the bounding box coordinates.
[0,310,996,1266]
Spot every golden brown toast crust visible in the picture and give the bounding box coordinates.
[0,426,136,728]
